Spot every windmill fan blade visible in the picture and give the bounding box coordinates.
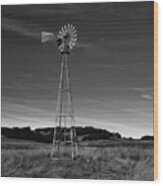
[41,31,55,43]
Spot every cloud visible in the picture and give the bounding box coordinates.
[141,94,153,100]
[76,42,95,49]
[2,16,44,40]
[1,16,91,49]
[134,87,153,100]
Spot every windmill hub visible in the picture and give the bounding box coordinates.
[64,33,69,39]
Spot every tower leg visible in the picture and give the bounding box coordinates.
[52,54,78,160]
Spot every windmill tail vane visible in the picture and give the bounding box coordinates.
[41,31,56,43]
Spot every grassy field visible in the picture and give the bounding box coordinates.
[1,138,154,180]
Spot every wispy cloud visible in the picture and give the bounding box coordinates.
[141,94,153,100]
[1,16,92,49]
[2,16,44,40]
[76,42,95,49]
[134,87,153,100]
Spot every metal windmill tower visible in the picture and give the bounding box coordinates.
[41,24,78,160]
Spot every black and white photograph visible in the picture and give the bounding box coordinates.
[1,1,155,180]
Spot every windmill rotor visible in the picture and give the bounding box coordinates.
[57,24,77,54]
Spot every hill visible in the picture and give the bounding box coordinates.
[1,126,153,144]
[1,126,121,143]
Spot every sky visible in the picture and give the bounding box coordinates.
[1,1,154,138]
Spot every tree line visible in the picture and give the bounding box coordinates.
[1,126,122,143]
[1,126,153,143]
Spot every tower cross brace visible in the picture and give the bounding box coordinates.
[51,52,78,160]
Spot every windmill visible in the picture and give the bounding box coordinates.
[41,24,78,160]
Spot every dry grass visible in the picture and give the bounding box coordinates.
[1,138,154,180]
